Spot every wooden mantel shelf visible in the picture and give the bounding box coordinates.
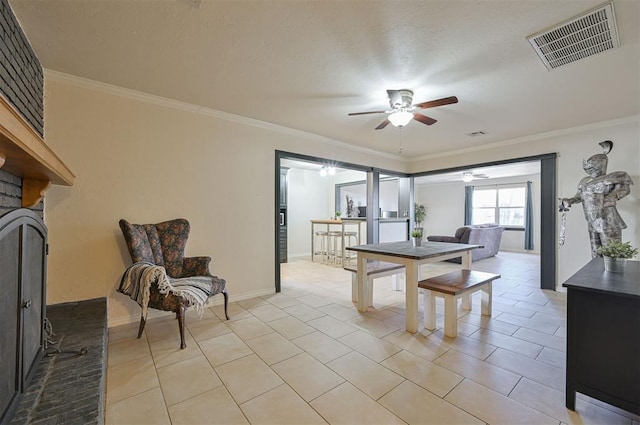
[0,95,75,207]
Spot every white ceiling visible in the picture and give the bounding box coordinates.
[9,0,640,158]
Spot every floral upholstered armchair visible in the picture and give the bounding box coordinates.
[119,218,228,349]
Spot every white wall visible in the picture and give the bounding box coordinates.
[411,118,640,284]
[287,168,330,258]
[43,76,406,326]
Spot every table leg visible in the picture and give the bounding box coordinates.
[356,254,368,312]
[405,263,419,333]
[481,283,492,316]
[460,250,473,310]
[311,223,315,261]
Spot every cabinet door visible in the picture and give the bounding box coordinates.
[0,225,21,424]
[21,223,46,383]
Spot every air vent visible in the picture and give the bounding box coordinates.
[527,2,620,71]
[467,131,487,137]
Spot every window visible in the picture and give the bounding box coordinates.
[472,185,526,227]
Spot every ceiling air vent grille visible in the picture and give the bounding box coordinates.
[527,2,619,71]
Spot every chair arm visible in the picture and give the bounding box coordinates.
[182,256,212,277]
[426,235,460,243]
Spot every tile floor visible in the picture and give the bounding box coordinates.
[106,252,640,425]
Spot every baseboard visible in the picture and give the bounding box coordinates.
[108,288,276,328]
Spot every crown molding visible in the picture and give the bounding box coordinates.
[44,69,405,162]
[411,115,640,162]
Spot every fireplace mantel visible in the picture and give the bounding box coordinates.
[0,95,74,207]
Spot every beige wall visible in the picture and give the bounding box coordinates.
[43,75,407,326]
[410,118,640,283]
[43,73,639,326]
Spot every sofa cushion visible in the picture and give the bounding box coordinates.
[454,226,470,239]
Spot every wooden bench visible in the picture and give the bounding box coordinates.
[344,261,405,308]
[418,270,500,337]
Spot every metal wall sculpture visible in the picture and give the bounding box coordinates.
[559,141,634,257]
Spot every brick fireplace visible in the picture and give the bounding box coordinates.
[0,2,106,425]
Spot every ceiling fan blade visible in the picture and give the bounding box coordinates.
[348,110,387,116]
[413,113,437,126]
[386,90,402,107]
[413,96,459,109]
[375,119,390,130]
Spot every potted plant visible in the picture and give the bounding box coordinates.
[414,203,426,232]
[411,229,423,247]
[596,240,638,273]
[335,211,342,220]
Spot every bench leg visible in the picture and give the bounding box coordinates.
[391,272,406,292]
[422,289,436,331]
[351,273,358,303]
[481,282,492,316]
[461,294,472,311]
[351,273,374,308]
[443,295,458,337]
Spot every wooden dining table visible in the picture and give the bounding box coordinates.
[346,241,481,333]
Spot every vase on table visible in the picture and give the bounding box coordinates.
[412,237,422,247]
[603,256,626,273]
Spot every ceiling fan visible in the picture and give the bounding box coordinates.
[461,171,489,182]
[348,89,458,130]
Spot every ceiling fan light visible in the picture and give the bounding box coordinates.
[388,111,413,127]
[462,172,474,183]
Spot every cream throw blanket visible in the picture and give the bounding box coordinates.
[119,261,214,317]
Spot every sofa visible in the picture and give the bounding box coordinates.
[427,224,504,262]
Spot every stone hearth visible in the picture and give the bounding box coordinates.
[9,298,107,425]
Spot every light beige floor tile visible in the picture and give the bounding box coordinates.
[496,311,563,334]
[445,379,558,424]
[307,315,358,339]
[434,349,520,395]
[148,332,201,368]
[469,327,543,358]
[383,329,450,361]
[426,329,497,360]
[262,293,300,309]
[237,297,270,310]
[297,294,333,308]
[215,354,284,404]
[380,380,484,425]
[327,351,404,400]
[157,354,222,406]
[337,330,402,362]
[318,303,361,321]
[105,387,170,425]
[510,377,632,425]
[347,315,399,338]
[271,353,344,402]
[240,384,327,424]
[292,331,352,363]
[199,332,252,367]
[108,322,144,344]
[210,302,252,322]
[536,346,566,369]
[244,332,302,365]
[185,306,216,321]
[168,386,249,425]
[142,315,186,343]
[486,347,565,391]
[106,356,160,405]
[310,382,405,425]
[284,304,327,322]
[514,326,566,352]
[248,304,290,322]
[267,315,316,340]
[458,312,520,335]
[226,316,275,340]
[381,350,463,397]
[107,335,151,367]
[186,315,232,342]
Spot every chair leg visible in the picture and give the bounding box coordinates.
[137,314,146,339]
[177,306,187,349]
[223,290,230,320]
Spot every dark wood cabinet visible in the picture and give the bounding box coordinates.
[563,258,640,416]
[0,209,47,425]
[279,168,288,263]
